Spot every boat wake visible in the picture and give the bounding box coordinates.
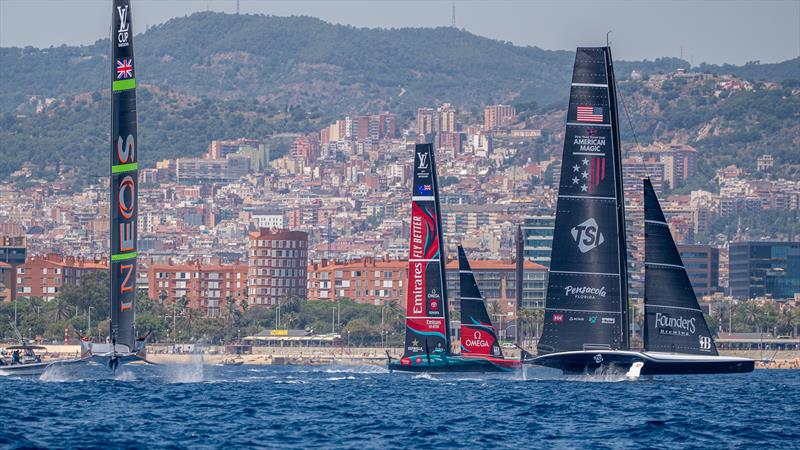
[158,354,205,383]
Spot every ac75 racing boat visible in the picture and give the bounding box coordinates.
[388,144,520,373]
[529,47,753,376]
[80,0,150,371]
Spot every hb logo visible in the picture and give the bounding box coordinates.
[699,336,712,351]
[571,218,605,253]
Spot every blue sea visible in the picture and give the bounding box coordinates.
[1,362,798,449]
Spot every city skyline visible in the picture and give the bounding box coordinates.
[0,0,798,65]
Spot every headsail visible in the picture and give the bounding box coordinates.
[110,0,139,353]
[643,179,718,355]
[402,144,451,359]
[457,246,503,358]
[538,47,630,354]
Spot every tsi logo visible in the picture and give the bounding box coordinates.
[571,218,605,253]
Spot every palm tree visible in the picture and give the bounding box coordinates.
[48,298,72,322]
[518,308,535,347]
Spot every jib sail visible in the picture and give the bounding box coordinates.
[643,178,718,355]
[538,47,630,354]
[402,144,451,358]
[110,0,138,353]
[457,246,503,358]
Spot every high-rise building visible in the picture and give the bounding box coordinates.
[147,261,247,317]
[729,242,800,299]
[417,108,435,136]
[291,134,320,165]
[677,244,720,298]
[248,229,309,306]
[307,258,407,306]
[438,103,457,133]
[484,104,515,131]
[521,216,555,267]
[1,236,26,302]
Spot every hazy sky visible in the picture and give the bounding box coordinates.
[1,0,798,65]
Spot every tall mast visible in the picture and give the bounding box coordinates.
[110,0,139,353]
[537,47,629,354]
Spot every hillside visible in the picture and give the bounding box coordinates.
[3,12,797,114]
[1,12,798,184]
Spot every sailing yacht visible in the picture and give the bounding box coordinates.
[388,144,520,372]
[80,0,148,370]
[530,47,753,376]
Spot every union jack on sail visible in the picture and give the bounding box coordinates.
[116,58,133,79]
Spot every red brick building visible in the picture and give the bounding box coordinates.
[147,261,247,317]
[17,254,108,301]
[248,229,309,306]
[307,258,408,306]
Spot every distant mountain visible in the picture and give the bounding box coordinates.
[2,12,796,114]
[1,12,798,185]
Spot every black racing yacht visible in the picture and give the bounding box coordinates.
[80,0,148,370]
[529,47,753,376]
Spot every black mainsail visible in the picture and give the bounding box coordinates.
[530,46,752,375]
[457,246,503,358]
[643,179,718,355]
[537,47,630,355]
[401,144,451,360]
[110,0,139,354]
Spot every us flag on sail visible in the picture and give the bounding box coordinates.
[577,105,603,123]
[589,156,606,191]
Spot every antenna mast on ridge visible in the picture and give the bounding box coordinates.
[451,3,456,28]
[236,0,240,15]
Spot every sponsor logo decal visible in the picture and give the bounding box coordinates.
[116,58,133,79]
[601,317,615,324]
[464,330,491,349]
[564,285,607,300]
[411,262,424,314]
[569,316,585,322]
[572,130,606,152]
[588,315,597,324]
[552,313,564,323]
[416,152,429,170]
[654,312,696,336]
[593,354,604,364]
[699,336,712,351]
[116,5,130,47]
[571,218,604,253]
[408,339,423,353]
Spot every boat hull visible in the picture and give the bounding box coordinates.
[389,353,521,373]
[531,350,754,375]
[0,358,85,377]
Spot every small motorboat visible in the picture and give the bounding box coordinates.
[0,343,82,377]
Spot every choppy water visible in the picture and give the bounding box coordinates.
[1,362,798,449]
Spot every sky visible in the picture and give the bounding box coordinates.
[1,0,798,65]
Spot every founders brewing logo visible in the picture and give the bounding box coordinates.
[117,5,130,47]
[571,218,604,253]
[654,313,696,337]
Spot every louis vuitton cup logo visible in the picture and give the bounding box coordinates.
[117,5,130,47]
[416,152,428,170]
[571,218,604,253]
